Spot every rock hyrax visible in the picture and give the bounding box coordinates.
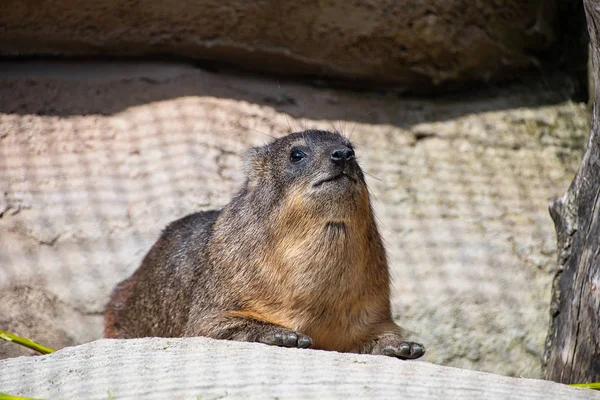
[105,130,424,359]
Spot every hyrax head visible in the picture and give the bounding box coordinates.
[244,130,369,216]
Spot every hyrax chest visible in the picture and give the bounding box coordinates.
[248,221,388,351]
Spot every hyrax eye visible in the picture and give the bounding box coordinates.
[290,150,306,163]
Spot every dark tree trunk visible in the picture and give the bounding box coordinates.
[543,0,600,384]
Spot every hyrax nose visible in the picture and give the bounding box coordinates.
[330,146,355,165]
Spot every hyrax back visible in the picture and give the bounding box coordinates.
[105,130,424,359]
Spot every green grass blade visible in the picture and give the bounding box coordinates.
[568,382,600,390]
[0,393,43,400]
[0,330,55,355]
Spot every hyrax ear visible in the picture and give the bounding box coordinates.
[244,145,269,188]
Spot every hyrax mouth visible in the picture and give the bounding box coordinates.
[313,172,357,187]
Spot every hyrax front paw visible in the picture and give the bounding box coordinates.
[259,329,313,349]
[371,333,425,359]
[382,342,425,359]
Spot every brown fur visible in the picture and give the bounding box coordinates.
[104,130,424,359]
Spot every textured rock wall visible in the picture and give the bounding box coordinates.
[0,61,589,378]
[0,0,564,91]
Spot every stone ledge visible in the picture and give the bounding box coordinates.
[0,337,597,400]
[0,0,566,91]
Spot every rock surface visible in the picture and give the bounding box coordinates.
[0,285,97,359]
[0,61,590,378]
[0,0,563,90]
[1,337,598,400]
